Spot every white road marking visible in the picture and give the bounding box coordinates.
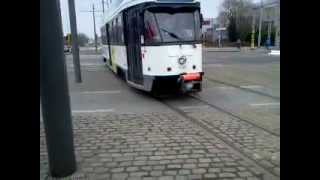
[179,105,210,110]
[250,102,280,106]
[240,85,263,89]
[268,50,280,56]
[204,64,224,67]
[216,86,234,89]
[72,109,114,113]
[78,90,121,95]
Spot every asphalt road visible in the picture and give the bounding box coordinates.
[61,48,280,178]
[65,49,280,120]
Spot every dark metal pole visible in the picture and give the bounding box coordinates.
[251,12,256,49]
[40,0,76,177]
[258,0,264,48]
[93,4,98,53]
[68,0,82,83]
[102,0,105,13]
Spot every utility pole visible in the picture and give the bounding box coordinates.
[267,20,272,46]
[68,0,82,83]
[257,0,264,48]
[40,0,76,177]
[274,5,280,49]
[102,0,105,13]
[93,4,98,53]
[251,12,256,49]
[80,6,103,53]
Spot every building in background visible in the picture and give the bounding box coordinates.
[202,18,228,46]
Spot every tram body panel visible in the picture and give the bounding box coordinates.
[142,44,202,76]
[101,0,203,93]
[102,45,128,72]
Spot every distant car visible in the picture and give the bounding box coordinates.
[64,45,71,53]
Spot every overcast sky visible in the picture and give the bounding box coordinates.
[60,0,260,39]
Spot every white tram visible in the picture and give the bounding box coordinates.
[100,0,203,94]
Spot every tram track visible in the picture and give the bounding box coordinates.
[204,77,280,101]
[188,94,280,137]
[156,95,280,179]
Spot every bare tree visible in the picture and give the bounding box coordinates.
[218,0,255,42]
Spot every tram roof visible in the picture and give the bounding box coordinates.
[103,0,200,24]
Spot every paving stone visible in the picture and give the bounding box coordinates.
[126,166,139,172]
[219,172,236,178]
[167,164,181,169]
[41,112,275,180]
[204,173,217,178]
[130,171,149,177]
[175,176,188,180]
[153,165,165,170]
[112,173,128,180]
[158,176,174,180]
[192,168,207,174]
[111,167,124,173]
[150,170,162,176]
[183,164,197,169]
[179,169,191,175]
[238,171,253,177]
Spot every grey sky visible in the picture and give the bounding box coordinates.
[60,0,260,39]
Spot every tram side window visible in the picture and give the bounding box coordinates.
[144,11,161,44]
[105,24,109,44]
[101,26,107,45]
[114,19,118,44]
[108,23,112,44]
[111,21,114,44]
[118,14,124,44]
[194,10,201,41]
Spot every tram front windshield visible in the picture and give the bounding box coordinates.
[144,7,201,44]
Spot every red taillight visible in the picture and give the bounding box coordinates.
[182,73,201,81]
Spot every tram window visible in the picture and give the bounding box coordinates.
[144,11,161,43]
[105,24,109,44]
[108,23,112,43]
[103,26,108,45]
[144,9,201,43]
[110,21,114,44]
[194,10,201,41]
[111,20,116,44]
[114,18,119,44]
[100,27,106,45]
[118,14,124,44]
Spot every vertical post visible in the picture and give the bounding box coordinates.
[93,4,98,53]
[102,0,105,13]
[68,0,82,83]
[218,32,221,48]
[274,5,280,49]
[251,12,256,49]
[258,0,264,48]
[267,21,272,46]
[40,0,76,177]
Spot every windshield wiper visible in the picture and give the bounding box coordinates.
[160,28,184,41]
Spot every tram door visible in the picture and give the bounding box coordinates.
[124,9,143,85]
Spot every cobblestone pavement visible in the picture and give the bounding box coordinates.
[183,107,280,177]
[40,112,278,180]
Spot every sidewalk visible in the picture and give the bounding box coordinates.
[40,112,265,180]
